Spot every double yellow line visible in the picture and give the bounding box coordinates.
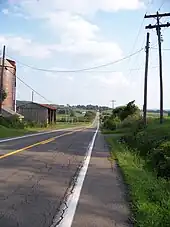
[0,129,84,160]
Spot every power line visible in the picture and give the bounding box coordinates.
[124,0,154,81]
[151,47,170,51]
[158,0,166,11]
[5,67,52,103]
[6,48,144,73]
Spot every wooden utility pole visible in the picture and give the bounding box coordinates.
[143,32,150,125]
[32,91,34,102]
[111,100,116,109]
[0,45,6,116]
[145,12,170,124]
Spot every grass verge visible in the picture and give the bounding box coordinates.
[0,122,90,139]
[101,127,131,135]
[106,136,170,227]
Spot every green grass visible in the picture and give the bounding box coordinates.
[101,127,131,135]
[56,114,70,119]
[0,126,34,138]
[107,136,170,227]
[0,122,90,139]
[56,112,85,119]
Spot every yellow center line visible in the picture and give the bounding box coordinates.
[0,128,86,160]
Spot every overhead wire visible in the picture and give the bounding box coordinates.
[151,47,170,51]
[6,48,144,73]
[158,0,166,11]
[125,0,154,81]
[5,67,52,103]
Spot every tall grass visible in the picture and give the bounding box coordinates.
[107,137,170,227]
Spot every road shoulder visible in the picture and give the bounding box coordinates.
[72,132,132,227]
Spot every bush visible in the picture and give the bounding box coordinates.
[120,117,170,179]
[120,115,141,129]
[159,141,170,157]
[2,89,7,101]
[0,116,25,129]
[103,118,116,130]
[157,157,170,179]
[103,117,121,130]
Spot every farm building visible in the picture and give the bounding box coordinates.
[0,58,16,111]
[16,101,56,124]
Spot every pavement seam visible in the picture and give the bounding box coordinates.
[50,125,99,227]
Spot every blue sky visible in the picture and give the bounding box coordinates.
[0,0,170,108]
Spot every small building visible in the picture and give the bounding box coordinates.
[16,101,56,124]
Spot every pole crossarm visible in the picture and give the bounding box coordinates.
[144,11,170,124]
[144,12,170,18]
[146,22,170,29]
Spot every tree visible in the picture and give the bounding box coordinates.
[1,89,7,102]
[112,100,140,121]
[70,110,75,117]
[85,111,96,121]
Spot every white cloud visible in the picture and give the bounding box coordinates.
[45,12,123,63]
[92,72,130,87]
[12,0,144,16]
[4,0,144,104]
[2,9,9,15]
[47,12,100,42]
[0,35,53,59]
[5,0,128,63]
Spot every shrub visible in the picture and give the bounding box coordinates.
[159,141,170,157]
[148,149,166,169]
[120,115,141,129]
[103,117,121,130]
[2,89,7,101]
[157,157,170,179]
[0,116,25,129]
[103,118,116,130]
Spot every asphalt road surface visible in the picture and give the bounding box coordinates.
[0,126,131,227]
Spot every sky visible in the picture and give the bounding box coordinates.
[0,0,170,108]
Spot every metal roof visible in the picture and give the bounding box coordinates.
[16,101,57,110]
[39,104,57,110]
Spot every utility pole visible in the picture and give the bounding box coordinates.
[0,45,6,116]
[143,32,150,125]
[145,12,170,124]
[111,100,116,109]
[32,91,34,102]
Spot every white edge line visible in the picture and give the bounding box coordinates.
[0,126,85,143]
[57,124,99,227]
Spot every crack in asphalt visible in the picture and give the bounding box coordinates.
[50,143,90,227]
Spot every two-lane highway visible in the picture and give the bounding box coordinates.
[0,113,130,227]
[0,127,96,227]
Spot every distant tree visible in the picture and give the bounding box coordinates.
[70,110,75,117]
[57,109,66,114]
[85,111,96,121]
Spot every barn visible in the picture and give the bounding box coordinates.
[16,101,56,124]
